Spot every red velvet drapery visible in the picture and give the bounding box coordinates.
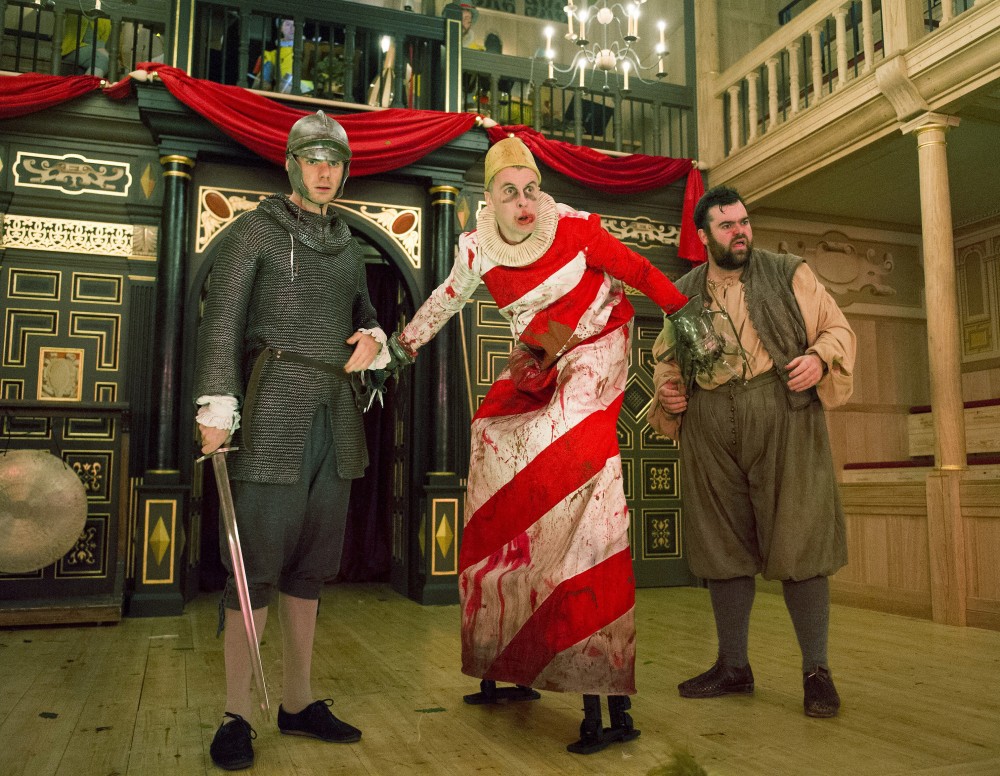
[0,64,706,262]
[143,64,482,176]
[0,72,105,118]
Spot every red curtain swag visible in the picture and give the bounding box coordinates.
[0,72,105,118]
[0,65,705,262]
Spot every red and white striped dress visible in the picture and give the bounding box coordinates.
[400,194,686,694]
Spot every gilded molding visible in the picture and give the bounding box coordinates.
[602,215,680,249]
[195,187,423,269]
[159,155,195,167]
[13,152,132,198]
[1,215,132,256]
[341,199,422,270]
[131,225,159,260]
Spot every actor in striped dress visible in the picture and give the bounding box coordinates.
[396,137,687,753]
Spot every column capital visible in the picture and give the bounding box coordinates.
[159,154,196,168]
[901,112,960,136]
[159,155,196,181]
[429,184,460,198]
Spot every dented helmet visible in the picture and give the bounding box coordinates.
[285,110,352,199]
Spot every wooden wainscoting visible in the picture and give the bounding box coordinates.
[963,473,1000,630]
[833,480,932,619]
[907,400,1000,457]
[834,467,1000,629]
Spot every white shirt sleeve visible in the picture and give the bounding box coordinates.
[195,394,241,432]
[358,326,391,369]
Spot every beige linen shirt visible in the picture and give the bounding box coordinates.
[647,262,855,440]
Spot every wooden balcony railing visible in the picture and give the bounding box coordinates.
[461,49,694,157]
[1,0,169,81]
[1,0,694,158]
[189,0,450,109]
[717,0,976,157]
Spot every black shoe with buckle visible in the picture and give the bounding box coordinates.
[210,712,256,771]
[678,659,755,698]
[803,666,840,718]
[278,699,362,743]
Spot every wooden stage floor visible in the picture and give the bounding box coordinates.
[2,583,998,775]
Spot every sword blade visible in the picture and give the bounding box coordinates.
[208,449,270,715]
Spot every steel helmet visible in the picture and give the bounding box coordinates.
[285,110,352,200]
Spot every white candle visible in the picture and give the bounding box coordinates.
[579,61,586,88]
[657,56,664,74]
[622,60,630,90]
[548,59,554,80]
[566,5,574,38]
[658,20,666,46]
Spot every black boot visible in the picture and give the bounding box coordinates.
[567,694,604,754]
[463,679,541,705]
[608,695,640,743]
[567,694,641,754]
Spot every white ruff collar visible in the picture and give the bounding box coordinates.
[476,193,558,268]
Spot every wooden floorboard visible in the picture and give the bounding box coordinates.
[1,583,998,776]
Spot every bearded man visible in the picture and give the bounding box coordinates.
[647,185,856,719]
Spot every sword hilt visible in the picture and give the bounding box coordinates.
[195,446,239,464]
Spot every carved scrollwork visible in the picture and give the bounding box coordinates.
[799,232,896,296]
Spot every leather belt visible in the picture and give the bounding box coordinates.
[241,347,348,452]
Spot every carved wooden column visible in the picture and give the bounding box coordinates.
[834,6,849,88]
[746,70,759,142]
[861,0,875,72]
[150,154,195,473]
[904,113,966,469]
[128,151,195,616]
[809,27,823,104]
[693,0,724,166]
[902,111,966,626]
[788,41,801,114]
[412,182,465,605]
[727,85,741,153]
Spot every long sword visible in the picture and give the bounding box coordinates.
[196,446,270,716]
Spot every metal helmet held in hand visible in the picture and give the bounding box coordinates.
[659,294,747,388]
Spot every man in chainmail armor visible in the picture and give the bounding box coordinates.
[194,111,390,771]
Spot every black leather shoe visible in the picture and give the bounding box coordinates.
[278,699,362,743]
[210,712,256,771]
[678,659,754,698]
[803,666,840,717]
